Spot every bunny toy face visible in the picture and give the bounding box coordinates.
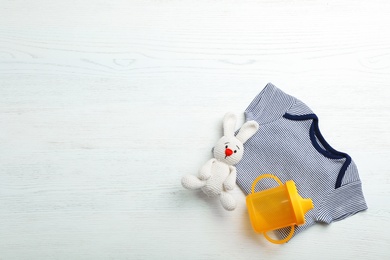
[213,136,244,165]
[213,113,259,165]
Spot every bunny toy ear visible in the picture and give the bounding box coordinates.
[236,121,259,143]
[223,113,237,137]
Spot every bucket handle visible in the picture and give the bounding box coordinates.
[264,225,295,244]
[251,174,283,194]
[250,174,295,244]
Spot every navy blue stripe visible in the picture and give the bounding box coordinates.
[283,113,351,189]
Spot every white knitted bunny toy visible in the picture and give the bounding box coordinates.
[181,113,259,211]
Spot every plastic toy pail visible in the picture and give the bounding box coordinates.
[246,174,314,244]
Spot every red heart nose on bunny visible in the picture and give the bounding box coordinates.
[225,148,233,157]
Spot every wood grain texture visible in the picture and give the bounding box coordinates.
[1,0,390,259]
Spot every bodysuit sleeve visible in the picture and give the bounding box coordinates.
[316,162,368,223]
[245,83,296,125]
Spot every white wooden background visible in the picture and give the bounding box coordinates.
[1,0,390,259]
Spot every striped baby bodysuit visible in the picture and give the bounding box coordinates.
[235,83,367,238]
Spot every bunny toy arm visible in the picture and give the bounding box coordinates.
[199,158,216,180]
[223,165,237,191]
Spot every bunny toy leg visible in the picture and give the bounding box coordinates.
[219,191,236,211]
[182,159,215,190]
[181,175,206,190]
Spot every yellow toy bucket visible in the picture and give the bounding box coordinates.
[246,174,314,244]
